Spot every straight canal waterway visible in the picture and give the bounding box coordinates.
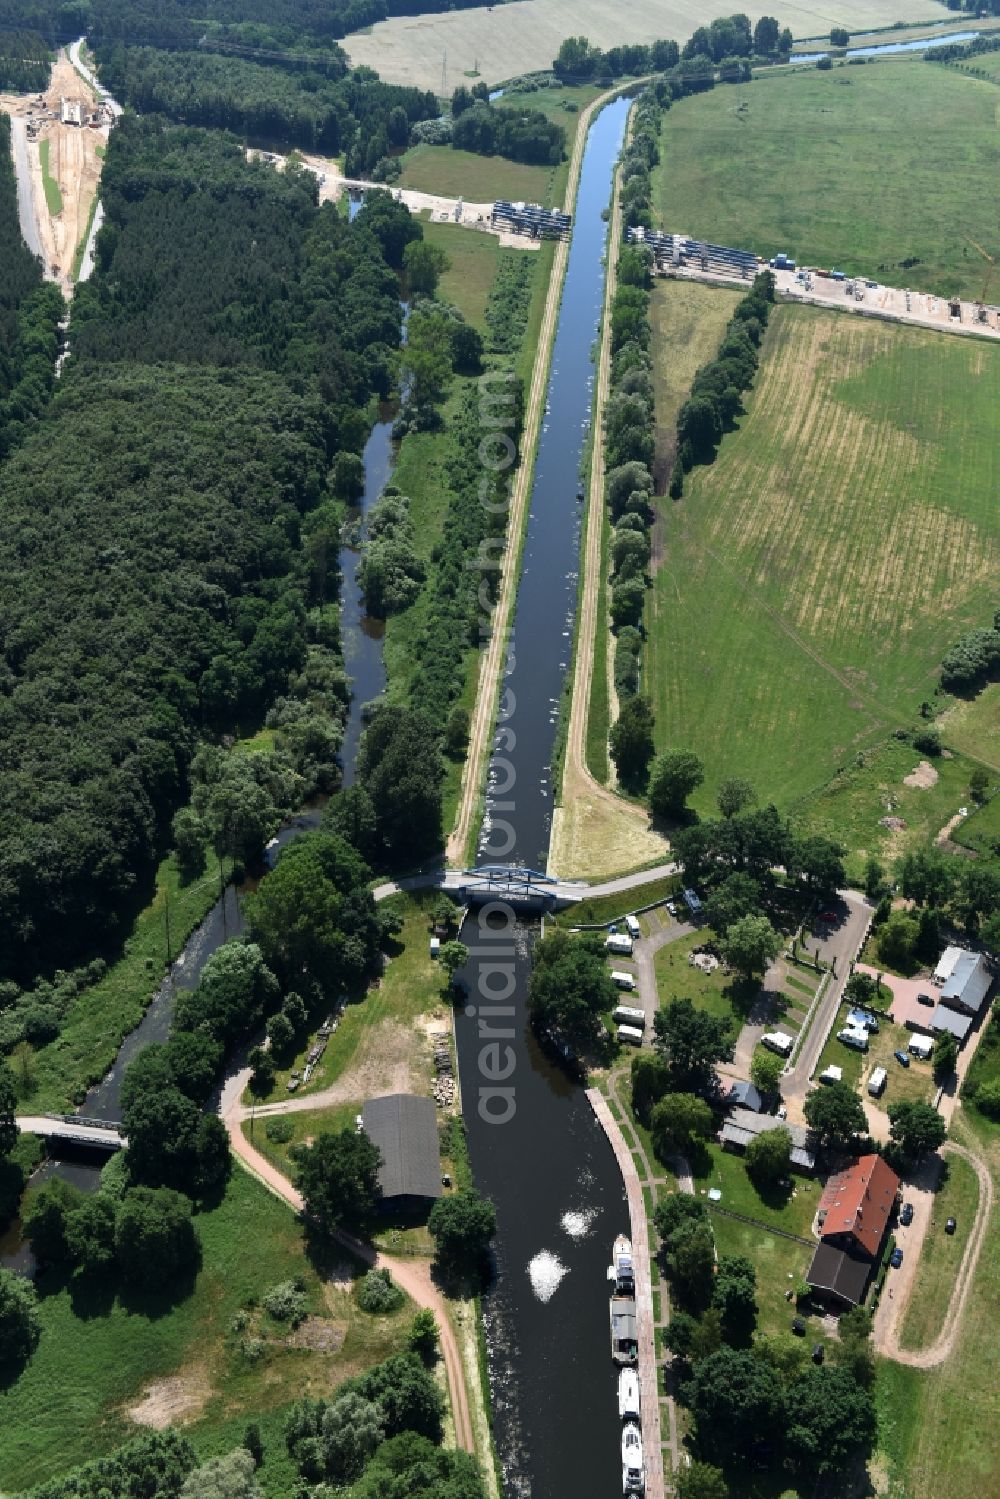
[455,95,633,1499]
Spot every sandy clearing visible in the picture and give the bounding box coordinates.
[904,759,939,789]
[128,1366,213,1429]
[3,53,107,291]
[344,0,942,92]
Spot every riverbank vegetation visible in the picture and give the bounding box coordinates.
[652,59,1000,300]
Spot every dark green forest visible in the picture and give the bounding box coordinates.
[0,119,413,984]
[0,116,64,460]
[0,30,51,90]
[96,48,437,163]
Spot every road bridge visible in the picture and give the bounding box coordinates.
[16,1114,125,1152]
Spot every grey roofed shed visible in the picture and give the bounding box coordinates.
[806,1242,872,1307]
[362,1093,442,1201]
[719,1107,816,1172]
[931,1004,973,1042]
[728,1080,763,1112]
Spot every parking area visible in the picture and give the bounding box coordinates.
[856,963,937,1031]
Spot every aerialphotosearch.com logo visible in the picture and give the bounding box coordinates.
[465,367,521,1126]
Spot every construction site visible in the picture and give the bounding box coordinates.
[1,50,112,289]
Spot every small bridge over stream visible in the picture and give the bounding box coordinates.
[16,1115,125,1153]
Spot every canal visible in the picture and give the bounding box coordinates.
[455,95,632,1498]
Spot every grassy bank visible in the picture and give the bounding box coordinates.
[28,844,226,1112]
[399,144,554,207]
[645,303,1000,819]
[0,1170,410,1493]
[654,60,1000,300]
[39,138,63,216]
[899,1149,981,1352]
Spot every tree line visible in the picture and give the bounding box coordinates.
[553,15,793,87]
[940,608,1000,692]
[0,28,51,90]
[96,46,437,169]
[0,116,65,461]
[450,94,565,166]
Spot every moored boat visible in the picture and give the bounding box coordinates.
[621,1421,644,1493]
[612,1233,634,1296]
[618,1367,640,1422]
[610,1296,638,1365]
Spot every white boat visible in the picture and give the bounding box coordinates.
[621,1421,644,1493]
[618,1367,641,1422]
[612,1234,635,1296]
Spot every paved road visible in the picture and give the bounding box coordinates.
[16,1114,124,1149]
[633,915,695,1040]
[588,1089,667,1499]
[7,116,43,261]
[782,890,874,1107]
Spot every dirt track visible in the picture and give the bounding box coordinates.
[221,1071,476,1455]
[876,1141,993,1369]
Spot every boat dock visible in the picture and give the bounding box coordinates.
[588,1088,666,1499]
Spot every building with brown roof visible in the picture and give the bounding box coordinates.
[806,1154,900,1308]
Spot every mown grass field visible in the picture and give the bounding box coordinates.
[653,60,1000,299]
[899,1149,980,1352]
[646,304,1000,825]
[420,216,510,329]
[875,1113,1000,1498]
[39,138,63,216]
[0,1170,410,1493]
[647,279,740,492]
[399,143,555,208]
[343,0,942,92]
[941,682,1000,772]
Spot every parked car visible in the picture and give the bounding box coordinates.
[893,1049,911,1068]
[900,1203,913,1226]
[917,992,935,1007]
[946,1217,957,1235]
[791,1317,806,1336]
[666,900,677,916]
[811,1344,824,1364]
[890,1247,904,1268]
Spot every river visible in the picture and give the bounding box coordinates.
[794,29,977,63]
[455,96,632,1498]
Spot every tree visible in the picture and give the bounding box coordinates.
[295,1129,383,1232]
[677,1461,729,1499]
[654,1190,709,1246]
[704,873,762,936]
[329,450,365,502]
[933,1031,959,1084]
[22,1177,84,1267]
[439,940,469,986]
[712,1254,757,1346]
[678,395,722,464]
[428,1189,496,1274]
[65,1193,117,1277]
[630,1051,671,1126]
[180,1448,264,1499]
[864,855,887,899]
[356,706,444,866]
[744,1126,791,1187]
[834,1305,875,1390]
[0,1266,41,1370]
[408,1308,439,1364]
[242,1424,263,1469]
[649,750,705,819]
[355,191,422,269]
[685,1346,785,1463]
[750,1047,784,1095]
[877,912,919,972]
[322,784,378,860]
[830,26,850,44]
[969,766,990,804]
[123,1082,229,1198]
[887,1100,946,1162]
[173,941,280,1050]
[753,15,781,53]
[720,914,781,980]
[528,929,618,1053]
[403,239,449,298]
[609,696,655,787]
[344,1352,445,1443]
[320,1392,386,1484]
[665,1218,716,1311]
[653,998,734,1095]
[244,832,380,996]
[789,834,845,895]
[897,846,957,909]
[717,777,756,819]
[172,807,208,882]
[650,1092,712,1160]
[785,1365,876,1479]
[803,1081,867,1149]
[115,1186,200,1288]
[266,1009,296,1063]
[0,1057,17,1157]
[844,971,881,1008]
[248,1046,275,1098]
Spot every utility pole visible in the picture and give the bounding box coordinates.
[441,50,447,97]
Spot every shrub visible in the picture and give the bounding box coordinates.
[263,1279,308,1327]
[357,1268,405,1314]
[265,1117,293,1144]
